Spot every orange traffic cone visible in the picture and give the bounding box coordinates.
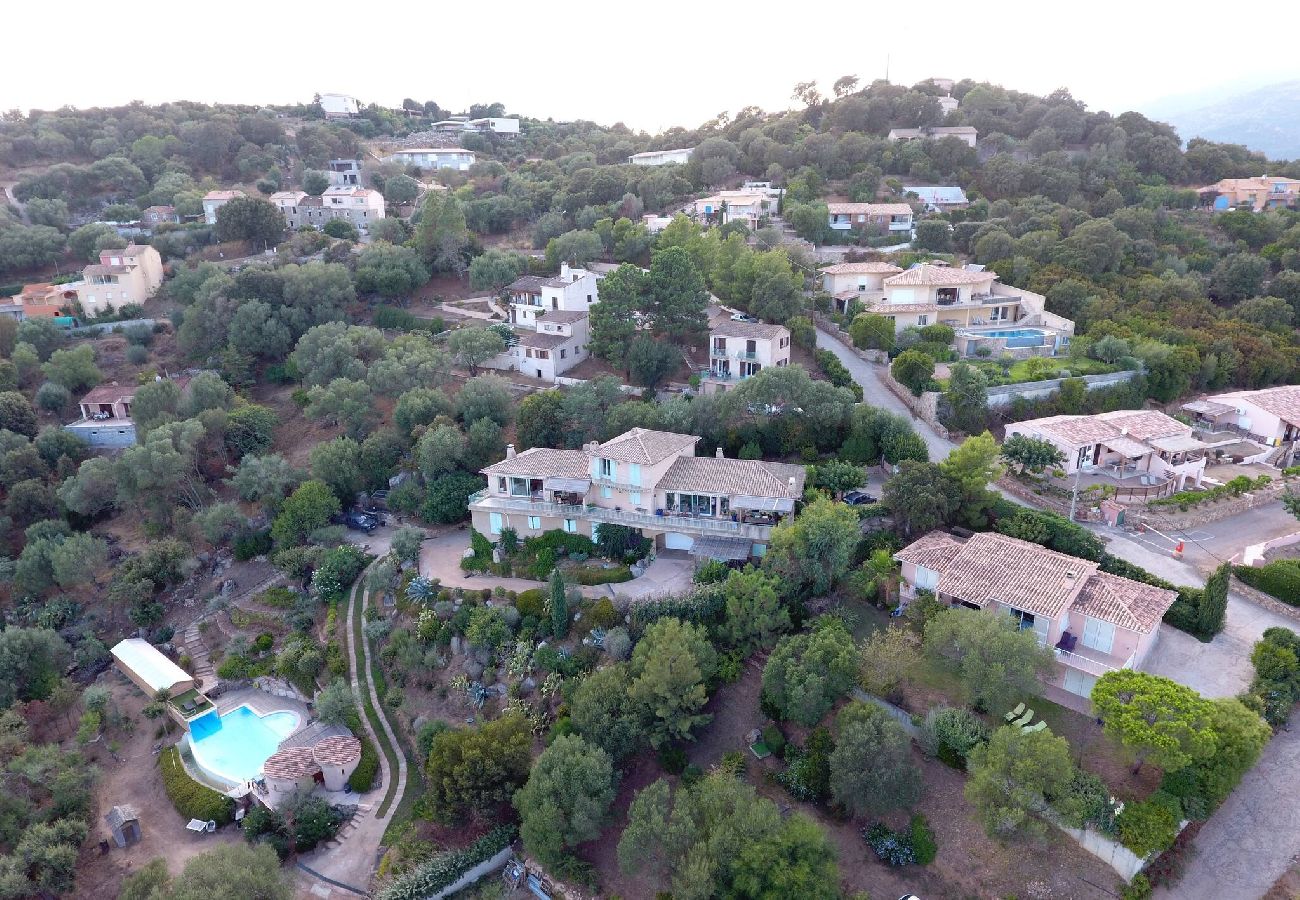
[1173,541,1184,557]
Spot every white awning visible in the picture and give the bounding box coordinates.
[1100,436,1151,458]
[691,536,752,561]
[544,477,591,493]
[731,495,794,512]
[1148,434,1207,453]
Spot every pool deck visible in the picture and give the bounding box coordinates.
[182,688,315,794]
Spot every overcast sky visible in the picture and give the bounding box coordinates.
[6,0,1297,134]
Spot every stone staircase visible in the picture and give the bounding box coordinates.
[320,803,370,852]
[181,621,217,691]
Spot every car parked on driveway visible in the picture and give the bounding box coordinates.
[344,511,379,532]
[843,489,879,506]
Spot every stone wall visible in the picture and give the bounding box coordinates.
[429,846,515,900]
[1138,478,1295,530]
[985,370,1139,407]
[878,368,950,439]
[1230,576,1300,625]
[813,314,888,363]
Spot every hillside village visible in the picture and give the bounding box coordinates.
[0,75,1299,900]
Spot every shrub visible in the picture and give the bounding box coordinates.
[657,746,688,774]
[160,747,235,825]
[569,564,633,585]
[375,825,517,900]
[693,558,729,585]
[515,588,546,619]
[918,706,989,769]
[233,529,272,561]
[586,596,619,628]
[349,731,380,792]
[1234,560,1300,605]
[760,724,786,758]
[1116,796,1181,858]
[909,814,937,865]
[863,822,916,866]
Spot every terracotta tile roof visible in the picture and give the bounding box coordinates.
[1015,410,1190,450]
[826,202,914,216]
[658,457,806,499]
[597,428,699,465]
[865,301,940,314]
[1071,571,1176,634]
[884,264,993,286]
[262,746,319,779]
[711,320,789,341]
[516,331,573,350]
[506,275,548,294]
[1221,386,1300,426]
[929,532,1096,618]
[536,310,587,324]
[482,448,590,479]
[312,735,361,766]
[79,382,137,405]
[202,190,243,201]
[894,531,966,571]
[821,262,904,275]
[83,264,129,278]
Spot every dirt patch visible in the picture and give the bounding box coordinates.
[1264,859,1300,899]
[75,677,242,900]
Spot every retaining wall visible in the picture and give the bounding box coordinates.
[1230,576,1300,625]
[1139,479,1294,531]
[877,369,950,440]
[429,846,515,900]
[985,370,1139,407]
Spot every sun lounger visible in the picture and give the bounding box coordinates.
[1011,709,1034,728]
[1004,703,1025,723]
[1022,721,1049,733]
[186,819,207,833]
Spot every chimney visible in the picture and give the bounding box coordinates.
[505,444,516,459]
[788,476,796,492]
[560,262,571,281]
[716,447,724,458]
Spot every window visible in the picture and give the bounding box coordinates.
[509,477,531,497]
[1008,608,1036,631]
[497,477,507,494]
[917,315,928,326]
[858,282,867,291]
[489,512,503,535]
[1081,618,1115,654]
[599,458,615,479]
[630,492,641,506]
[563,519,578,533]
[560,348,567,359]
[628,463,641,486]
[527,516,541,530]
[601,486,613,499]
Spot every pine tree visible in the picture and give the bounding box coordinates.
[549,568,568,638]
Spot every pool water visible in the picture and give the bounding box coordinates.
[189,706,300,784]
[972,328,1045,339]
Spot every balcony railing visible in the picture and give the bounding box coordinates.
[1052,645,1134,678]
[468,490,775,539]
[735,351,758,360]
[710,347,729,359]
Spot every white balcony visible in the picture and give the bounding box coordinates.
[468,490,776,540]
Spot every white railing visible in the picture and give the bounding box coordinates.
[1053,646,1134,677]
[468,491,775,539]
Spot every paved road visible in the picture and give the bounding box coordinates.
[815,327,956,460]
[1132,500,1296,573]
[1155,724,1300,900]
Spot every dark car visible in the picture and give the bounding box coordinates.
[344,511,379,532]
[843,490,879,506]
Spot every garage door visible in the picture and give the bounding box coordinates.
[664,533,695,551]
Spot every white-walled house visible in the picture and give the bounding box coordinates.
[503,264,599,326]
[202,190,244,225]
[1004,409,1208,490]
[902,185,970,211]
[864,263,1075,356]
[693,191,772,229]
[826,202,914,234]
[1181,386,1300,467]
[888,125,978,148]
[701,320,791,394]
[481,310,590,382]
[67,244,165,315]
[467,428,806,561]
[628,148,694,166]
[384,148,476,171]
[821,261,904,312]
[319,93,361,118]
[896,531,1177,702]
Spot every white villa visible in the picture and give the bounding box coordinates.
[700,320,792,394]
[826,202,914,234]
[384,148,476,171]
[469,428,806,561]
[693,191,775,229]
[628,148,694,166]
[888,125,978,148]
[481,310,590,382]
[1181,386,1300,468]
[503,264,600,327]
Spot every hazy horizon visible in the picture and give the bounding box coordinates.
[7,0,1299,136]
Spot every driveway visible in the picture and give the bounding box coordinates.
[1102,530,1298,698]
[815,327,956,460]
[1133,500,1298,574]
[1155,724,1300,900]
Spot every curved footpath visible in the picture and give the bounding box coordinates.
[297,567,408,896]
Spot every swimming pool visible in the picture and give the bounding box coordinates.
[188,706,300,785]
[970,328,1046,340]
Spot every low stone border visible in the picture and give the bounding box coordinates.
[1231,576,1300,625]
[1141,479,1295,530]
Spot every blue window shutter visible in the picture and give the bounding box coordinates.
[589,457,599,480]
[629,463,641,486]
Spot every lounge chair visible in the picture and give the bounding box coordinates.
[1011,709,1035,728]
[1004,703,1025,723]
[186,819,207,833]
[1022,721,1049,734]
[205,820,217,833]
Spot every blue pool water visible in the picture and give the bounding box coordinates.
[188,706,300,784]
[973,328,1045,339]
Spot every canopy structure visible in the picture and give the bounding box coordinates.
[1100,436,1151,458]
[111,638,195,696]
[1148,434,1208,454]
[730,495,795,512]
[691,536,752,562]
[1181,399,1234,417]
[543,477,591,493]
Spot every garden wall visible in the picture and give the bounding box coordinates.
[812,314,890,363]
[1139,479,1293,530]
[984,370,1139,407]
[427,847,514,900]
[1230,576,1300,625]
[878,369,951,440]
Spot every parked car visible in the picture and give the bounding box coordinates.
[344,511,379,532]
[843,490,879,506]
[730,312,758,322]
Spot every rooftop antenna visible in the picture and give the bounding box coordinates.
[885,54,890,85]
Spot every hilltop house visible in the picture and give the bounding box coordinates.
[896,531,1178,703]
[860,263,1074,356]
[202,190,244,225]
[1004,409,1208,492]
[902,185,970,211]
[384,148,476,171]
[319,93,361,118]
[503,264,600,326]
[1198,176,1300,211]
[481,310,590,382]
[65,375,190,448]
[628,148,694,166]
[693,191,774,229]
[468,428,806,561]
[52,244,165,316]
[826,202,914,234]
[0,282,80,320]
[888,125,978,148]
[141,205,178,227]
[821,261,904,313]
[327,159,362,186]
[700,320,791,394]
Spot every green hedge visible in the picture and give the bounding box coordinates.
[160,746,235,825]
[1235,561,1300,605]
[350,731,380,792]
[569,565,633,585]
[375,825,516,900]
